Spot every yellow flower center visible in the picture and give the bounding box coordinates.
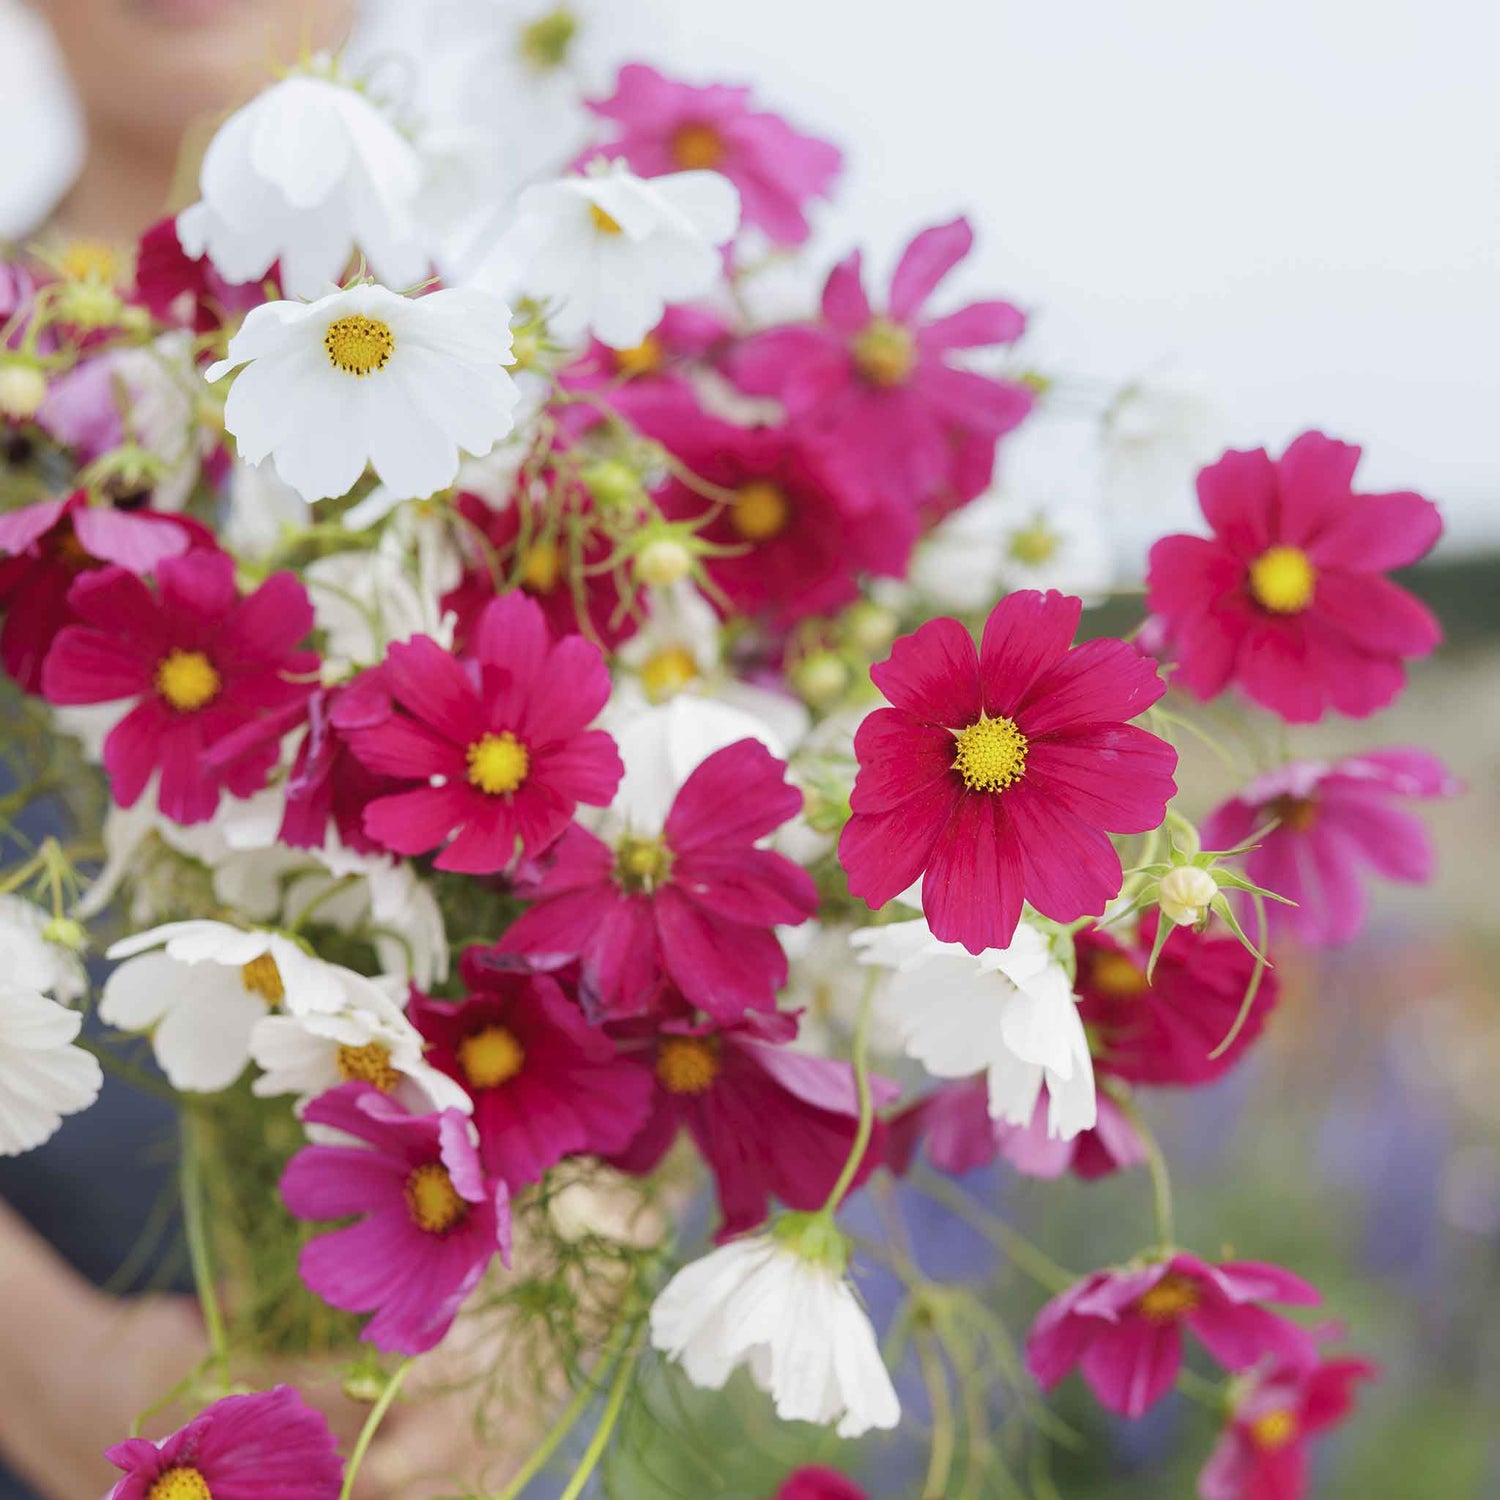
[518,540,562,593]
[324,315,395,377]
[1248,545,1317,614]
[613,334,664,378]
[335,1040,401,1092]
[672,122,726,170]
[240,953,285,1004]
[952,713,1029,793]
[1249,1408,1299,1450]
[145,1469,213,1500]
[1090,950,1150,1000]
[466,732,531,795]
[60,238,121,285]
[730,481,790,542]
[518,7,577,71]
[155,649,221,712]
[655,1035,721,1095]
[640,645,700,702]
[851,317,916,387]
[615,835,673,893]
[457,1025,526,1089]
[1136,1272,1201,1322]
[1269,794,1319,833]
[590,202,625,236]
[404,1162,468,1234]
[1007,519,1061,568]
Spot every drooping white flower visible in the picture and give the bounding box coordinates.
[0,986,102,1156]
[852,915,1096,1140]
[650,1221,900,1439]
[206,282,519,505]
[305,545,451,677]
[481,160,739,348]
[0,896,86,1002]
[176,72,431,300]
[1101,369,1223,524]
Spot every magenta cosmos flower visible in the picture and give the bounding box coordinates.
[500,737,818,1019]
[888,1076,1146,1183]
[105,1385,343,1499]
[0,490,202,692]
[134,214,269,333]
[588,64,841,247]
[1202,748,1457,948]
[42,549,316,824]
[346,591,622,874]
[1199,1348,1378,1500]
[282,1082,510,1355]
[408,959,652,1190]
[730,217,1032,516]
[1147,431,1442,723]
[1026,1254,1321,1419]
[1074,914,1279,1086]
[610,1008,895,1241]
[838,589,1177,954]
[772,1470,868,1500]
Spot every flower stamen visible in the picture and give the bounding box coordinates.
[456,1025,525,1089]
[730,481,790,542]
[656,1035,721,1095]
[240,953,285,1004]
[672,122,725,170]
[404,1162,468,1234]
[155,649,220,712]
[615,835,673,893]
[1136,1272,1201,1322]
[953,713,1029,793]
[336,1041,401,1092]
[324,315,395,377]
[1249,545,1317,614]
[1090,950,1149,999]
[466,732,530,795]
[851,317,916,387]
[590,202,625,236]
[1249,1408,1298,1450]
[145,1469,213,1500]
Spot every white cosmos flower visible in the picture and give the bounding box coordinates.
[650,1225,900,1439]
[305,546,451,676]
[176,72,430,300]
[206,282,519,505]
[0,896,86,1003]
[852,916,1096,1140]
[0,986,102,1156]
[482,160,739,348]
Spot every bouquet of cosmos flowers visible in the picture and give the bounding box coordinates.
[0,7,1454,1498]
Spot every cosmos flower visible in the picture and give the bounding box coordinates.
[1025,1254,1321,1419]
[0,986,102,1157]
[1147,431,1442,722]
[838,589,1177,953]
[41,550,317,825]
[133,214,270,334]
[206,282,520,504]
[0,895,86,1003]
[282,1082,511,1355]
[1202,748,1458,947]
[587,63,841,246]
[104,1386,343,1500]
[773,1472,868,1500]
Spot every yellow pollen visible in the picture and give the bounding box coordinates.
[952,713,1029,793]
[145,1469,213,1500]
[240,953,285,1004]
[1137,1272,1201,1322]
[1008,519,1062,568]
[851,317,916,387]
[60,238,121,285]
[518,540,562,593]
[1269,794,1319,833]
[1249,1408,1299,1450]
[336,1041,401,1092]
[324,314,395,377]
[155,649,221,712]
[640,645,700,702]
[731,481,790,542]
[615,835,673,892]
[655,1035,721,1095]
[456,1025,526,1089]
[405,1162,468,1234]
[590,202,625,236]
[1090,950,1150,1000]
[672,122,726,170]
[518,7,577,71]
[1249,545,1317,614]
[466,732,530,795]
[613,334,664,378]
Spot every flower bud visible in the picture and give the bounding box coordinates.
[1158,865,1218,926]
[841,600,897,655]
[41,915,87,953]
[791,651,849,707]
[581,459,643,512]
[635,536,693,588]
[0,362,47,421]
[55,280,122,330]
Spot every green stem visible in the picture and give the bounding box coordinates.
[1115,1095,1175,1250]
[909,1171,1074,1293]
[916,1332,957,1500]
[339,1358,414,1500]
[179,1113,229,1371]
[820,975,877,1215]
[556,1333,641,1500]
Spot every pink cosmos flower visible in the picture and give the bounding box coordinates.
[1025,1254,1321,1419]
[281,1082,511,1355]
[887,1076,1147,1182]
[643,406,917,625]
[345,592,623,874]
[729,217,1033,515]
[609,1008,895,1241]
[0,491,203,692]
[498,737,819,1020]
[1202,748,1458,948]
[587,63,842,247]
[41,549,316,824]
[1074,914,1279,1087]
[134,214,271,333]
[838,589,1177,954]
[1147,432,1442,722]
[408,959,653,1191]
[1198,1349,1378,1500]
[105,1385,343,1499]
[772,1469,868,1500]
